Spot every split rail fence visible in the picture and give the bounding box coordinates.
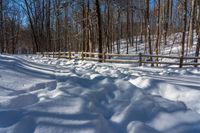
[37,52,200,67]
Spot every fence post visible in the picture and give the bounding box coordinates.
[58,51,61,58]
[69,51,71,60]
[179,55,183,68]
[81,52,84,61]
[139,53,142,66]
[194,57,198,67]
[103,52,106,62]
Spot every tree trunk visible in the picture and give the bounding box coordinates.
[0,0,4,53]
[164,0,170,46]
[82,0,86,52]
[24,0,39,52]
[180,0,187,68]
[46,0,51,52]
[146,0,153,66]
[194,1,200,67]
[95,0,103,61]
[188,0,196,48]
[155,0,161,67]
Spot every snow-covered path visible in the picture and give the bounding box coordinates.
[0,55,200,133]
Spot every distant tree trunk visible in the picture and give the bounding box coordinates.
[46,0,51,51]
[82,0,86,52]
[11,20,20,54]
[188,0,196,48]
[169,0,173,25]
[146,0,153,66]
[131,0,134,48]
[24,0,39,52]
[0,0,4,53]
[140,17,143,45]
[96,0,103,61]
[155,0,161,66]
[194,0,200,67]
[86,0,92,54]
[64,1,69,53]
[195,36,200,67]
[144,11,147,53]
[164,0,170,46]
[117,9,121,54]
[105,0,110,53]
[56,0,61,52]
[126,0,130,54]
[180,0,187,68]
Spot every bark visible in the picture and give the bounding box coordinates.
[188,0,196,48]
[24,0,39,52]
[146,0,153,66]
[164,0,170,46]
[0,0,4,53]
[194,1,200,67]
[180,0,187,68]
[82,0,86,52]
[46,0,51,51]
[95,0,103,61]
[155,0,161,66]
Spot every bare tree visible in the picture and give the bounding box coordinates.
[188,0,196,48]
[146,0,153,66]
[155,0,161,66]
[95,0,103,61]
[194,0,200,67]
[180,0,187,68]
[0,0,4,53]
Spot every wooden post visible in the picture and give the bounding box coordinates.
[179,56,183,68]
[69,51,71,60]
[139,53,142,66]
[64,51,66,59]
[103,52,106,62]
[81,52,84,61]
[58,51,61,58]
[42,52,44,57]
[194,57,199,67]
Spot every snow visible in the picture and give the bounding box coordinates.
[0,54,200,133]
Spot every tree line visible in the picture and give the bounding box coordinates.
[0,0,199,64]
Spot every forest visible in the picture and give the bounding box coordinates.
[0,0,199,62]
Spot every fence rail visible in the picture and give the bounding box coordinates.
[37,52,200,67]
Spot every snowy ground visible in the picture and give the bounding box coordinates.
[0,54,200,133]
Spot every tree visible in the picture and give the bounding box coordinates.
[188,0,196,48]
[126,0,130,54]
[164,0,170,46]
[46,0,52,51]
[95,0,103,61]
[0,0,4,53]
[155,0,161,66]
[180,0,187,68]
[194,0,200,67]
[146,0,153,66]
[23,0,39,52]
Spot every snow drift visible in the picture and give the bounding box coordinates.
[0,54,200,133]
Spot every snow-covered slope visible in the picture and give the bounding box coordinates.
[113,32,198,56]
[0,54,200,133]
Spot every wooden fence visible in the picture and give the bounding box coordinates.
[37,52,200,67]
